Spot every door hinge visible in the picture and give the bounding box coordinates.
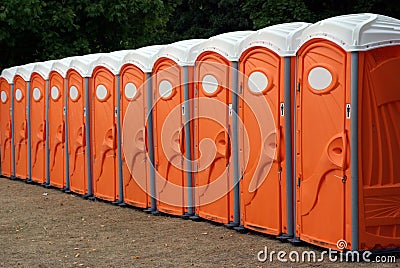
[297,177,301,187]
[297,82,301,92]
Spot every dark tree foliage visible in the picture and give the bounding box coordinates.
[0,0,171,70]
[0,0,399,71]
[160,0,253,43]
[244,0,400,28]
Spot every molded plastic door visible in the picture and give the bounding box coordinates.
[49,73,65,188]
[13,77,28,180]
[195,54,233,224]
[121,65,149,208]
[153,59,186,216]
[239,48,282,235]
[296,40,349,249]
[30,75,46,184]
[0,79,12,177]
[67,71,87,194]
[92,69,118,201]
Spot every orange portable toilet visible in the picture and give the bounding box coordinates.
[48,57,75,189]
[30,61,56,185]
[120,45,164,209]
[237,23,309,237]
[152,39,205,217]
[295,13,400,251]
[193,31,253,225]
[13,63,37,181]
[88,51,131,202]
[0,67,18,178]
[66,54,104,196]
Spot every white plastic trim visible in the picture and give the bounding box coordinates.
[122,45,165,73]
[155,39,206,67]
[239,22,311,57]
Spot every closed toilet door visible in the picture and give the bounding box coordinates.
[67,71,87,194]
[14,77,28,179]
[195,55,233,224]
[296,40,349,249]
[0,80,12,177]
[92,69,117,201]
[49,73,65,188]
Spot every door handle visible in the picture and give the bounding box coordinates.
[21,120,27,139]
[275,127,281,163]
[56,123,65,143]
[144,126,148,153]
[179,127,185,154]
[37,121,46,141]
[6,120,11,138]
[224,130,230,159]
[326,131,347,170]
[103,124,116,150]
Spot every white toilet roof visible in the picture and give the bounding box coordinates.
[298,13,400,51]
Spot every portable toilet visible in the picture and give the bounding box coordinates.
[295,13,400,251]
[237,23,310,237]
[30,60,56,185]
[0,66,18,178]
[120,45,164,209]
[152,39,205,217]
[48,57,75,189]
[193,31,253,225]
[13,63,37,181]
[88,51,130,202]
[66,53,104,196]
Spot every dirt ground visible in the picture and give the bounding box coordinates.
[0,178,398,268]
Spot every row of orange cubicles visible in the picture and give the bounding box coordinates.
[1,13,400,252]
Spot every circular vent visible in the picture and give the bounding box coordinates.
[202,74,219,94]
[308,67,333,91]
[248,71,269,93]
